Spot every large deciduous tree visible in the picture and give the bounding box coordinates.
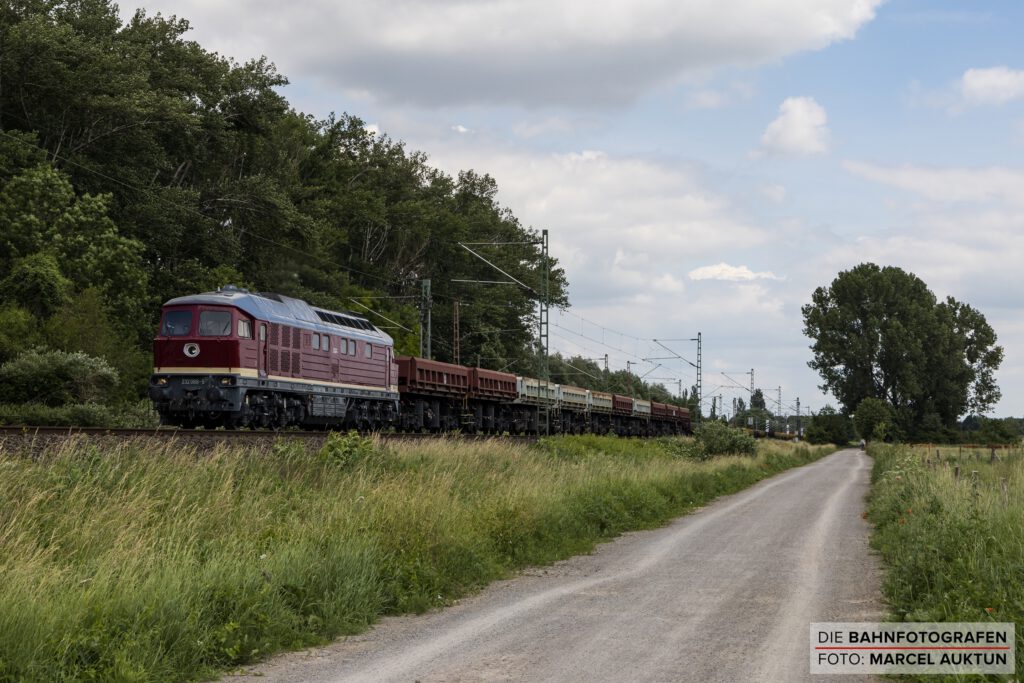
[802,263,1002,437]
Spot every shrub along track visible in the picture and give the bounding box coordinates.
[0,425,537,458]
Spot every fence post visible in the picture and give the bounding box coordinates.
[954,465,960,484]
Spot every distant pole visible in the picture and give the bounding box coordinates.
[604,354,609,372]
[750,368,754,398]
[796,397,801,436]
[420,278,432,359]
[453,299,460,365]
[539,229,550,436]
[626,360,633,397]
[777,386,782,433]
[696,332,702,424]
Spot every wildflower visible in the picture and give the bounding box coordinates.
[985,607,994,614]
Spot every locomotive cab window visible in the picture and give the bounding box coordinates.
[365,343,373,359]
[237,319,252,339]
[322,334,330,352]
[259,324,266,342]
[198,310,232,336]
[161,310,192,337]
[312,334,320,350]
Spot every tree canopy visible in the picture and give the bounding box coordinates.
[0,0,567,404]
[802,263,1003,439]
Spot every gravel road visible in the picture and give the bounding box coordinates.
[231,448,884,682]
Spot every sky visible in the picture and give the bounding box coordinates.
[124,0,1024,417]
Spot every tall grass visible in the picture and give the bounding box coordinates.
[0,434,832,682]
[867,443,1024,680]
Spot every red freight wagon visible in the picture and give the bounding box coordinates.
[468,367,518,401]
[612,394,632,416]
[651,401,670,418]
[397,356,469,397]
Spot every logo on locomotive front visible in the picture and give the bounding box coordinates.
[183,343,200,358]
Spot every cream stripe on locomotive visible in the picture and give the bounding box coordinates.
[155,366,259,377]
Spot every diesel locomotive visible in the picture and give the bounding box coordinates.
[149,287,691,435]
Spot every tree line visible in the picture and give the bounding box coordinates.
[0,0,569,411]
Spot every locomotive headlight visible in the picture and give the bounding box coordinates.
[157,377,168,385]
[220,376,236,386]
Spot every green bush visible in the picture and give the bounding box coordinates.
[0,402,115,427]
[115,399,160,428]
[854,397,894,441]
[0,348,119,406]
[804,405,854,445]
[318,431,383,470]
[0,400,156,428]
[695,421,757,458]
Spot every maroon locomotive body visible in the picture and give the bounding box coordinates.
[150,286,398,428]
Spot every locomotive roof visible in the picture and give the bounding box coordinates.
[164,286,394,345]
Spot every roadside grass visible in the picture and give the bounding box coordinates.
[0,434,833,682]
[867,443,1024,680]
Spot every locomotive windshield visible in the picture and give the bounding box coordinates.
[198,310,232,336]
[160,310,192,336]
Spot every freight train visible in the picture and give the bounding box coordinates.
[149,287,691,435]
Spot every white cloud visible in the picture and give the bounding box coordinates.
[759,183,787,203]
[844,161,1024,206]
[960,66,1024,106]
[129,0,882,108]
[684,82,755,110]
[451,124,470,134]
[512,117,576,139]
[420,142,767,309]
[759,97,830,156]
[688,263,780,281]
[652,273,686,293]
[817,208,1024,312]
